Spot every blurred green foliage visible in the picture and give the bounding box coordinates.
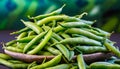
[0,0,120,32]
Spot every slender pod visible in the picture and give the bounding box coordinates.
[27,29,52,54]
[0,53,12,60]
[89,62,120,69]
[51,37,70,60]
[75,46,108,54]
[45,64,72,69]
[65,28,103,41]
[23,32,46,53]
[37,15,80,26]
[77,54,86,69]
[44,46,61,55]
[30,4,65,20]
[0,58,28,69]
[104,41,120,58]
[54,37,102,46]
[21,20,43,34]
[4,46,23,53]
[16,35,36,43]
[30,54,62,69]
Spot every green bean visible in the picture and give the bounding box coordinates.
[74,46,108,54]
[82,28,107,37]
[69,51,74,61]
[52,33,63,41]
[42,25,51,31]
[30,4,65,20]
[0,58,28,69]
[89,62,120,69]
[45,64,72,69]
[27,29,52,54]
[21,20,43,34]
[79,19,95,25]
[51,37,70,60]
[72,34,87,38]
[37,15,80,26]
[30,54,62,69]
[54,37,102,46]
[17,43,27,49]
[59,22,91,28]
[23,32,46,53]
[0,53,12,60]
[16,35,36,43]
[10,27,29,35]
[27,61,37,69]
[4,46,23,53]
[44,46,61,55]
[70,66,78,69]
[38,51,53,56]
[6,40,16,46]
[65,28,103,41]
[60,33,71,38]
[53,25,65,32]
[17,32,27,40]
[77,54,86,69]
[104,41,120,58]
[8,60,25,64]
[28,31,36,36]
[93,27,111,37]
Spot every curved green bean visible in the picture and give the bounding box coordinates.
[21,20,43,34]
[30,54,62,69]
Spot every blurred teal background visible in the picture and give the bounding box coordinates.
[0,0,120,32]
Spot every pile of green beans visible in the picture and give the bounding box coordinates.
[1,5,120,69]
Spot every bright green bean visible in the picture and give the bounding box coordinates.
[37,15,80,26]
[4,46,23,53]
[6,40,16,46]
[21,20,43,34]
[45,64,72,69]
[51,37,70,60]
[17,32,27,40]
[104,41,120,58]
[30,54,62,69]
[0,58,28,69]
[27,29,52,54]
[0,53,12,60]
[31,4,65,20]
[16,35,36,43]
[77,54,86,69]
[23,32,46,53]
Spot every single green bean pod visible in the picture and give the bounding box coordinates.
[45,64,72,69]
[89,62,120,69]
[0,53,12,60]
[30,4,65,20]
[21,20,43,34]
[65,28,103,41]
[77,54,86,69]
[30,54,62,69]
[75,46,108,54]
[53,37,102,46]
